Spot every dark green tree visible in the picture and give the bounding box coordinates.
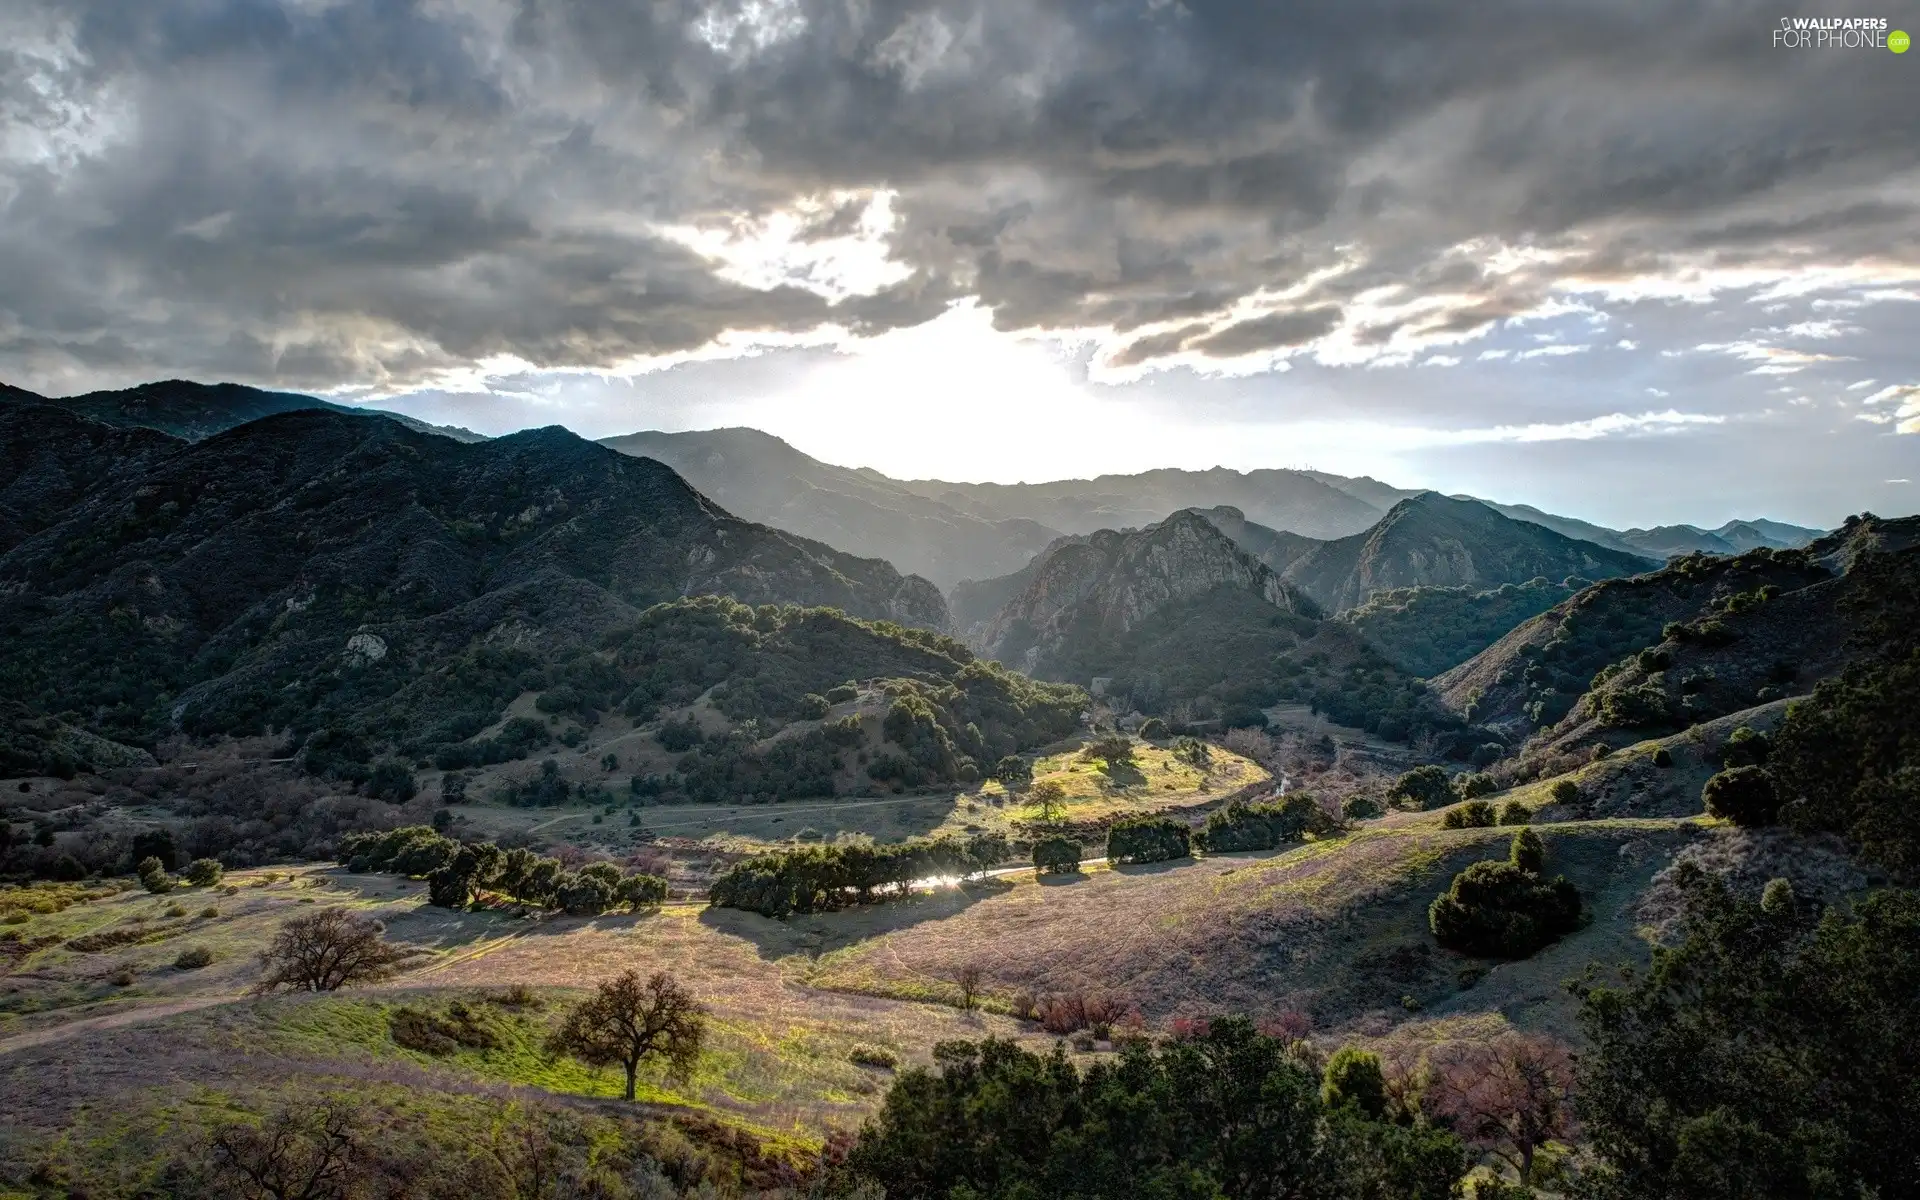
[1574,869,1920,1199]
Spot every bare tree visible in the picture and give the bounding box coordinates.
[254,908,407,994]
[204,1098,372,1200]
[1428,1033,1576,1185]
[544,970,706,1102]
[954,962,985,1011]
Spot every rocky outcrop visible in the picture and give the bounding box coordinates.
[977,509,1316,670]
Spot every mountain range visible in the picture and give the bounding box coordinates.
[0,400,946,754]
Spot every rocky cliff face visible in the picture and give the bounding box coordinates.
[977,509,1316,672]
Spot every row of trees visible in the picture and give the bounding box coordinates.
[339,827,665,915]
[708,832,1010,917]
[1199,794,1340,851]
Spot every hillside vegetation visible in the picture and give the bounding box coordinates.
[1340,577,1581,677]
[0,407,948,759]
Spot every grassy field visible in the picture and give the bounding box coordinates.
[451,737,1270,865]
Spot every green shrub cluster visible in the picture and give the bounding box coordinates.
[1442,800,1496,829]
[1199,795,1336,851]
[838,1019,1463,1199]
[708,832,1010,917]
[1387,766,1454,811]
[1428,830,1582,959]
[1106,817,1191,865]
[338,827,665,916]
[1032,836,1082,874]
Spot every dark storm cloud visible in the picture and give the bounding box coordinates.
[1,0,1915,392]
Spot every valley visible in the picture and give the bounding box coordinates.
[0,380,1912,1200]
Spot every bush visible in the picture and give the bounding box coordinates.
[615,873,668,909]
[1442,801,1496,830]
[366,760,417,802]
[1703,765,1780,827]
[174,945,214,970]
[1032,836,1082,875]
[1549,779,1580,806]
[183,858,224,888]
[137,856,174,894]
[1388,766,1454,811]
[1453,772,1497,799]
[1202,795,1333,851]
[1721,725,1771,768]
[1322,1045,1389,1120]
[1138,717,1169,741]
[1429,830,1582,959]
[656,715,704,753]
[1498,801,1531,826]
[850,1045,899,1069]
[1106,817,1191,865]
[709,833,1010,916]
[1652,747,1674,767]
[1342,794,1384,821]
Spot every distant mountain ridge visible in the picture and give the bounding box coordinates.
[0,378,485,444]
[599,427,1061,589]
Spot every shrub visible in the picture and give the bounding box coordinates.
[1342,794,1384,821]
[1721,725,1771,768]
[1442,801,1496,829]
[1106,817,1191,865]
[165,902,188,918]
[1322,1045,1389,1120]
[1138,717,1169,741]
[174,945,214,970]
[136,857,174,894]
[1388,766,1454,810]
[850,1045,899,1069]
[183,858,224,888]
[1703,765,1780,827]
[366,760,417,803]
[615,873,669,909]
[1032,836,1082,875]
[1202,795,1334,851]
[199,906,219,918]
[656,715,704,753]
[1429,830,1582,959]
[1549,779,1580,806]
[1652,747,1674,768]
[1082,735,1135,767]
[1498,801,1531,826]
[1453,772,1497,799]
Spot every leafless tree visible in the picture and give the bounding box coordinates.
[204,1098,372,1200]
[253,908,407,994]
[954,962,985,1011]
[544,970,706,1101]
[1428,1033,1577,1185]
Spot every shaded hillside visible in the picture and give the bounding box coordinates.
[893,465,1387,541]
[1435,514,1917,748]
[1522,515,1920,761]
[1340,577,1581,677]
[1275,493,1654,612]
[1612,518,1823,559]
[0,404,184,552]
[0,409,949,751]
[977,509,1318,674]
[1181,505,1321,575]
[0,377,484,444]
[601,427,1061,588]
[970,511,1460,741]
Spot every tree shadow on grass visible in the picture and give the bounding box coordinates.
[1109,858,1200,877]
[1036,872,1089,887]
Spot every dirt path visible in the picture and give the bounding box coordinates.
[0,994,239,1056]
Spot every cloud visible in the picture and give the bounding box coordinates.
[0,0,1917,394]
[1860,383,1920,434]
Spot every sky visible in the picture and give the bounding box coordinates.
[1,1,1916,530]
